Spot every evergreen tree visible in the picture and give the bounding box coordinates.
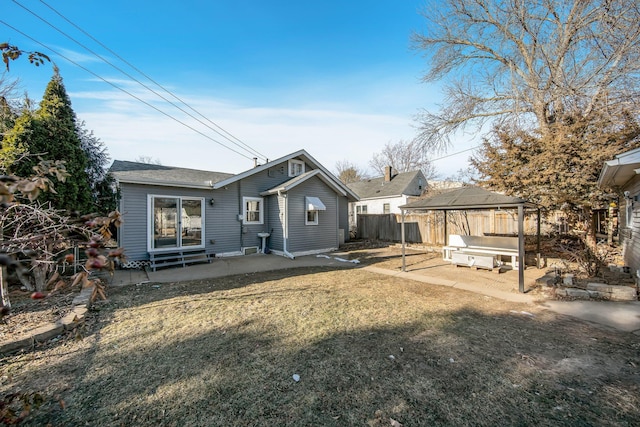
[0,96,16,143]
[0,102,32,171]
[77,120,117,213]
[11,68,92,212]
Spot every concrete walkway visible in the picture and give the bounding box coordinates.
[362,266,535,304]
[110,252,640,335]
[539,300,640,334]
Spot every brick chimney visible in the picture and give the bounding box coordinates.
[384,166,393,182]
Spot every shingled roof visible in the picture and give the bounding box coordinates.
[347,170,424,199]
[110,160,234,189]
[400,186,534,210]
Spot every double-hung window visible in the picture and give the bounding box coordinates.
[288,159,305,177]
[149,196,204,251]
[243,197,264,224]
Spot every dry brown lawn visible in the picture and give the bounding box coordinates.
[1,265,639,426]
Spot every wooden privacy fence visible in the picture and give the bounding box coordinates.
[356,210,545,245]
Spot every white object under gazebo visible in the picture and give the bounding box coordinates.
[399,186,539,293]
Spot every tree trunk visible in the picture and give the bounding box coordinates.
[584,208,598,251]
[32,263,49,292]
[0,266,10,309]
[607,203,616,245]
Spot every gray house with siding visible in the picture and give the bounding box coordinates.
[598,147,640,277]
[110,150,358,266]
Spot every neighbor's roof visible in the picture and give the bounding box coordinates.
[598,147,640,189]
[110,160,234,189]
[347,170,424,200]
[400,186,534,210]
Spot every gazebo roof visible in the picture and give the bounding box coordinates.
[400,186,534,211]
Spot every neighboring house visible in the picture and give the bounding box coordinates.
[598,147,640,276]
[347,167,427,228]
[110,149,358,267]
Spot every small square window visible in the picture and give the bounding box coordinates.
[383,203,390,214]
[288,159,305,177]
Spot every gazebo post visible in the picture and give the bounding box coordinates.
[443,210,448,246]
[536,208,541,269]
[518,204,525,293]
[401,209,406,272]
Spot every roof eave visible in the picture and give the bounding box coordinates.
[115,177,215,190]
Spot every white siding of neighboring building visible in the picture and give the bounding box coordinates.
[349,195,409,228]
[622,175,640,277]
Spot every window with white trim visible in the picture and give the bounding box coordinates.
[383,203,390,214]
[243,197,264,224]
[305,196,325,226]
[149,195,204,251]
[288,159,305,177]
[626,197,634,228]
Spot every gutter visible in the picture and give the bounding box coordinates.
[115,177,215,190]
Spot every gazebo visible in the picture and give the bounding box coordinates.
[399,186,539,293]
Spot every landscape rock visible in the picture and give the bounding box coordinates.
[0,335,33,354]
[565,288,590,298]
[31,323,64,343]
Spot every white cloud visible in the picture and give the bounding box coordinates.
[73,83,472,177]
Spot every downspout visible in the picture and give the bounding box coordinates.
[336,194,340,247]
[279,190,295,260]
[401,208,406,272]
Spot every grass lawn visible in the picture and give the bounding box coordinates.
[2,266,639,426]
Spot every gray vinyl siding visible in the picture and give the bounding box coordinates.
[118,184,149,261]
[118,183,219,261]
[338,196,349,242]
[209,182,242,255]
[266,194,284,251]
[287,176,338,253]
[622,175,640,275]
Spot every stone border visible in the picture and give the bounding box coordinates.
[536,273,638,301]
[0,285,94,355]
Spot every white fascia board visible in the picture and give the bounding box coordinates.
[212,149,308,189]
[116,177,214,190]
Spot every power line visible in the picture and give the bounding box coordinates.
[10,0,269,162]
[430,145,480,162]
[0,20,260,162]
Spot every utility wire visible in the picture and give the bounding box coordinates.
[0,20,259,162]
[11,0,269,162]
[38,0,267,161]
[430,145,480,162]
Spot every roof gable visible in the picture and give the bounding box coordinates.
[214,149,358,200]
[260,169,348,197]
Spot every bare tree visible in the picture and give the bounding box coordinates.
[334,159,368,184]
[369,139,436,178]
[134,155,162,165]
[412,0,640,151]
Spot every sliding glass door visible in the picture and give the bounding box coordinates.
[150,196,204,251]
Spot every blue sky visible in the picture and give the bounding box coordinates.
[3,0,477,177]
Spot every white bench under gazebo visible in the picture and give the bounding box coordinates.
[399,186,540,293]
